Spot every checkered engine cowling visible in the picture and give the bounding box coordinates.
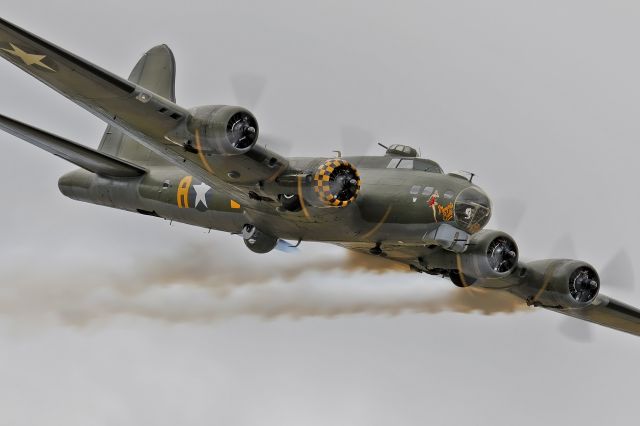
[312,158,361,207]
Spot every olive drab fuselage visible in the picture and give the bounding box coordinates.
[58,151,492,248]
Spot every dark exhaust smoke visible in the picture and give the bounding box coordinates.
[0,243,530,327]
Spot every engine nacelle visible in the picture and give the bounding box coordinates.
[513,259,600,309]
[187,105,259,155]
[455,230,519,285]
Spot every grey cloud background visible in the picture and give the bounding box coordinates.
[1,0,639,425]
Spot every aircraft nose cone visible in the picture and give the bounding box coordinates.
[453,186,492,233]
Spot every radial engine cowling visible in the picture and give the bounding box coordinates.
[310,158,361,207]
[187,105,259,155]
[269,158,361,210]
[515,259,601,309]
[457,230,519,285]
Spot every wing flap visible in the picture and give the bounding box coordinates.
[0,113,145,178]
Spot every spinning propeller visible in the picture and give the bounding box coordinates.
[230,72,293,155]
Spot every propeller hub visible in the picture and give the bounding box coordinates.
[227,111,259,150]
[569,266,600,304]
[487,237,519,274]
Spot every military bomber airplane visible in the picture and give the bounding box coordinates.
[1,17,639,337]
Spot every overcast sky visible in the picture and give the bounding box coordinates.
[1,1,639,425]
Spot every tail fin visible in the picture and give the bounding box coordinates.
[98,45,176,164]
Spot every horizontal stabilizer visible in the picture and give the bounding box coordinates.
[0,113,146,177]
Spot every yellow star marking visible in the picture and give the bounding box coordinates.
[1,43,55,72]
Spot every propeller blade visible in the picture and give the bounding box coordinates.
[230,73,267,109]
[558,315,594,343]
[229,74,294,156]
[600,249,635,291]
[340,126,376,156]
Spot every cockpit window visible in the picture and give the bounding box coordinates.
[386,158,443,174]
[425,163,443,174]
[414,159,443,174]
[397,159,414,169]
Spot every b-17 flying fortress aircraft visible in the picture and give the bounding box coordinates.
[1,17,639,337]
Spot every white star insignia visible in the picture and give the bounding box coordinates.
[1,43,55,72]
[193,183,211,208]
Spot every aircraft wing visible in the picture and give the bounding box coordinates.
[0,113,145,178]
[0,17,281,203]
[0,17,189,141]
[337,241,640,338]
[547,295,640,337]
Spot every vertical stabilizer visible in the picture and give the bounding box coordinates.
[98,44,176,164]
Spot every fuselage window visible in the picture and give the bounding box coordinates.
[409,185,421,195]
[443,190,455,199]
[422,186,434,196]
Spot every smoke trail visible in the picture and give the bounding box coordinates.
[0,242,530,327]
